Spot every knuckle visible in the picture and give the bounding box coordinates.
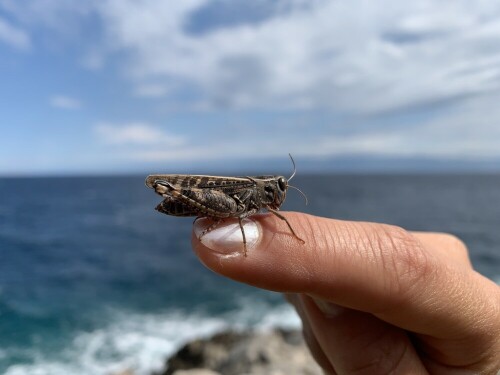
[443,232,467,250]
[346,335,411,375]
[374,224,436,299]
[440,232,470,259]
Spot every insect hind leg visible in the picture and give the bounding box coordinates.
[238,217,248,257]
[196,217,249,257]
[197,218,223,241]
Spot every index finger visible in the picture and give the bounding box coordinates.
[191,213,500,343]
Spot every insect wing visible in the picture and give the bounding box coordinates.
[145,174,254,191]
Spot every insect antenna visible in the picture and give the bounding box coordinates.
[286,154,308,205]
[288,153,297,181]
[288,184,308,205]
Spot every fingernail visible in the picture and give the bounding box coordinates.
[193,218,261,255]
[312,297,346,318]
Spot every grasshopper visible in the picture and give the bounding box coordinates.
[145,154,306,256]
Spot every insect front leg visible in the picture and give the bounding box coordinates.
[267,207,305,244]
[238,208,258,257]
[231,189,255,213]
[197,217,251,257]
[238,217,248,257]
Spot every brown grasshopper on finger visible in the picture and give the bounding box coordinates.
[145,154,307,256]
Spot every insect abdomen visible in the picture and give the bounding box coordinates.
[156,198,199,217]
[181,189,239,218]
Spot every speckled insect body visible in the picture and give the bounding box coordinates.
[145,156,305,256]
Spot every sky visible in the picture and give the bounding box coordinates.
[1,0,500,175]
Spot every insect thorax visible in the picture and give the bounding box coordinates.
[253,175,288,210]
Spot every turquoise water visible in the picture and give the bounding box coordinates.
[0,175,499,374]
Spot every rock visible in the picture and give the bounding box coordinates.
[110,370,134,375]
[172,370,221,375]
[160,329,322,375]
[162,331,250,375]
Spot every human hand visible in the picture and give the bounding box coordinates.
[192,213,500,375]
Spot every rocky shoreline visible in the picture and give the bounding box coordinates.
[156,328,321,375]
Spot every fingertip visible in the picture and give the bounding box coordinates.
[190,212,316,291]
[192,217,260,257]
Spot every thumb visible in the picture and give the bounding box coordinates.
[191,213,500,350]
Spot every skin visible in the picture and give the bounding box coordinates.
[192,212,500,375]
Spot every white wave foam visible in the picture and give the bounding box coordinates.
[229,296,301,331]
[5,302,300,375]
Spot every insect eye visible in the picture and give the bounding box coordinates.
[278,177,286,191]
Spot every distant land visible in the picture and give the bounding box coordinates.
[234,155,500,174]
[3,155,500,177]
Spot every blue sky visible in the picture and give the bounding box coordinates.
[1,0,500,175]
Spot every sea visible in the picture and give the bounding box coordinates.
[0,174,499,375]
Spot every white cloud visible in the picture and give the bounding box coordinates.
[89,0,500,113]
[134,83,169,98]
[94,123,185,146]
[5,1,500,114]
[49,95,82,110]
[124,90,500,160]
[0,17,30,50]
[80,50,105,70]
[303,90,500,159]
[0,0,95,33]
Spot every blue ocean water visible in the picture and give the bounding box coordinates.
[0,174,499,374]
